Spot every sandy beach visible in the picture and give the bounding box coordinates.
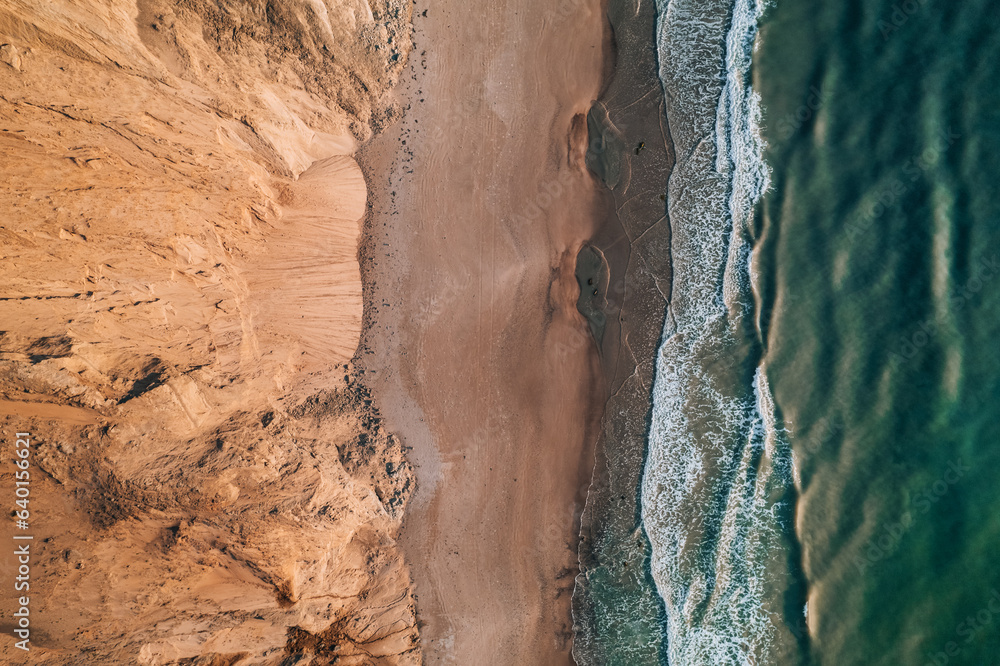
[0,0,652,661]
[358,0,614,662]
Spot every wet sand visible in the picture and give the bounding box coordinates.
[570,0,678,662]
[358,0,614,662]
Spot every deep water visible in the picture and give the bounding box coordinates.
[754,1,1000,664]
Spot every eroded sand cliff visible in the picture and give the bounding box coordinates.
[0,1,416,663]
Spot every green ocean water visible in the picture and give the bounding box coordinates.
[574,1,1000,664]
[756,1,1000,664]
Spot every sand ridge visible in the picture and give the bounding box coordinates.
[0,0,421,663]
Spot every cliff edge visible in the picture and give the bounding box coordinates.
[0,1,417,663]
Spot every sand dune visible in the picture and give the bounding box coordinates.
[0,1,418,663]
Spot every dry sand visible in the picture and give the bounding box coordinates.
[0,1,422,663]
[358,1,614,663]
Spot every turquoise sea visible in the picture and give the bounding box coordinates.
[579,0,1000,664]
[755,1,1000,663]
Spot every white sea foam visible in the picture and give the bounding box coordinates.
[642,0,794,663]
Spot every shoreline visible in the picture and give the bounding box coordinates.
[571,0,677,663]
[356,0,617,662]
